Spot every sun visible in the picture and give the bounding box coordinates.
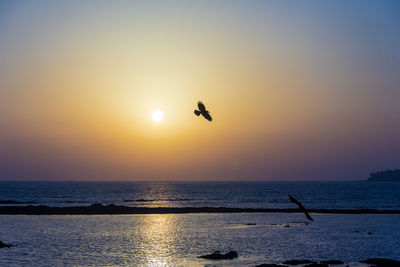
[151,109,164,123]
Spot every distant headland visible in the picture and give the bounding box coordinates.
[367,169,400,181]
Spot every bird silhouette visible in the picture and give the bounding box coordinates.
[194,101,212,121]
[288,194,314,221]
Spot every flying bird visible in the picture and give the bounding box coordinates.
[194,101,212,121]
[289,194,314,221]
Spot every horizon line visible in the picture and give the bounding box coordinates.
[0,179,365,183]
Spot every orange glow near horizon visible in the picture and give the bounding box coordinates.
[1,1,400,181]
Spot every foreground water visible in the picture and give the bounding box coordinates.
[0,213,399,266]
[1,182,400,266]
[1,181,400,209]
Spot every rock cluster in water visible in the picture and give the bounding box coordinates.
[257,258,400,267]
[282,259,313,265]
[0,241,14,248]
[1,204,399,215]
[198,250,238,260]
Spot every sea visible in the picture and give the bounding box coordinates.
[1,181,400,266]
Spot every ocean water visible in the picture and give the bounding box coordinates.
[1,181,400,209]
[1,182,400,266]
[0,213,400,266]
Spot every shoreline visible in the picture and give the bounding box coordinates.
[1,204,400,215]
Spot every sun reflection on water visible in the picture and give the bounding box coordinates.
[135,214,178,266]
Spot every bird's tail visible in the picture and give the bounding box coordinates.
[194,110,201,116]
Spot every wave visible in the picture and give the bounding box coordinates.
[0,199,38,204]
[60,201,88,204]
[123,198,194,202]
[239,200,261,203]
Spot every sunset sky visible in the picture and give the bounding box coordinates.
[1,0,400,181]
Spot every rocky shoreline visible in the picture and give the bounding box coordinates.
[255,258,400,267]
[195,253,400,267]
[1,203,400,215]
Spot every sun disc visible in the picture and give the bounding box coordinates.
[151,109,164,122]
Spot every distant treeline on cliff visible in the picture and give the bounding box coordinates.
[368,169,400,181]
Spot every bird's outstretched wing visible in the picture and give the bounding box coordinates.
[198,101,206,112]
[289,194,301,206]
[303,209,313,221]
[289,194,313,221]
[202,112,212,121]
[194,110,201,116]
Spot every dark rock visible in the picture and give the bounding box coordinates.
[368,232,373,235]
[304,264,328,267]
[1,205,400,215]
[256,264,288,267]
[89,203,104,208]
[360,258,400,267]
[283,259,313,265]
[198,250,238,260]
[0,241,14,248]
[320,260,344,264]
[245,223,256,225]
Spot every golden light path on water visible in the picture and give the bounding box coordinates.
[1,211,400,265]
[130,187,182,266]
[136,214,178,266]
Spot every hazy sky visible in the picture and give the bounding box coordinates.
[1,0,400,181]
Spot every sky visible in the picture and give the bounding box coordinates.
[1,0,400,181]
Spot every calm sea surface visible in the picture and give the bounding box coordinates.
[1,182,400,266]
[1,181,400,209]
[0,213,399,266]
